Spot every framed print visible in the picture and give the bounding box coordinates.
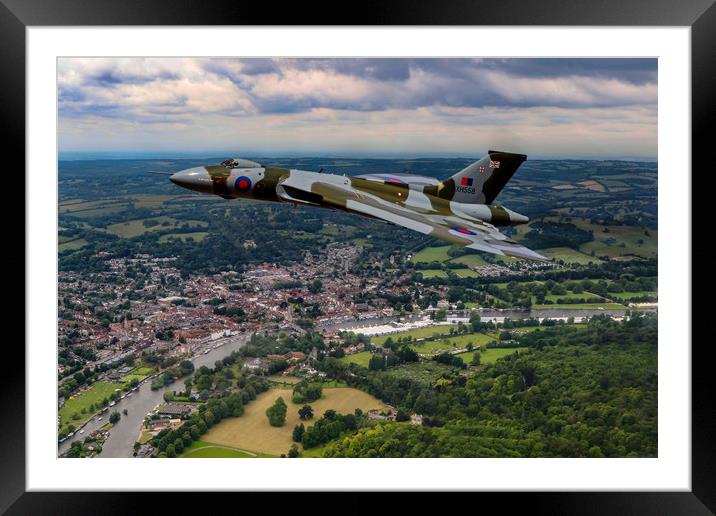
[6,0,712,512]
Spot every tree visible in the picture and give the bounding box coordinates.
[174,438,185,454]
[266,397,288,427]
[163,391,174,402]
[166,444,176,458]
[292,423,305,442]
[109,411,121,424]
[298,404,314,420]
[395,408,411,422]
[368,354,386,371]
[292,381,322,404]
[288,444,300,458]
[471,352,481,366]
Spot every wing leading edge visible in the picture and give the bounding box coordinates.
[308,181,550,262]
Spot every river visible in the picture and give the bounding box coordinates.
[58,334,250,458]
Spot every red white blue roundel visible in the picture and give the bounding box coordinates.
[234,175,252,192]
[450,227,477,236]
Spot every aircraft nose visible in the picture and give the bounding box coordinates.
[169,167,213,193]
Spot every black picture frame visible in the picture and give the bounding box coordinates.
[5,0,711,512]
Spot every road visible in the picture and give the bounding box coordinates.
[58,334,250,458]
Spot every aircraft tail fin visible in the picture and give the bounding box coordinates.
[440,150,527,205]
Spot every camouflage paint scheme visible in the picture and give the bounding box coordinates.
[170,152,549,261]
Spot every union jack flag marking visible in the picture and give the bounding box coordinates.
[489,160,501,169]
[479,165,486,174]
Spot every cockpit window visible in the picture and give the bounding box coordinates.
[220,158,262,168]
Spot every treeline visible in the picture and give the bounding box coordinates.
[521,221,594,250]
[149,360,195,390]
[300,409,364,449]
[240,331,324,359]
[411,259,657,290]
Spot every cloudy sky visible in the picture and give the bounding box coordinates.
[58,58,657,159]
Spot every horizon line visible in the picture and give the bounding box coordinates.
[58,151,658,162]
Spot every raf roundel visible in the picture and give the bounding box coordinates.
[451,227,477,236]
[234,175,252,192]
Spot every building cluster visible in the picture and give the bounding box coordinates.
[57,244,416,379]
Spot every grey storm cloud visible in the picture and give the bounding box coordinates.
[58,57,657,120]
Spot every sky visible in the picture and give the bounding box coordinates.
[58,58,657,159]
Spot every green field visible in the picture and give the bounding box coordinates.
[58,238,88,252]
[458,347,529,365]
[448,254,489,267]
[337,351,373,367]
[419,269,447,278]
[561,219,658,259]
[70,204,129,218]
[59,381,124,433]
[120,373,149,384]
[609,291,658,301]
[128,194,181,209]
[411,332,496,355]
[180,440,271,458]
[105,216,207,238]
[539,247,603,264]
[59,199,126,214]
[371,325,456,345]
[158,232,209,243]
[532,302,626,310]
[132,367,155,376]
[533,292,605,304]
[453,268,479,278]
[410,246,452,263]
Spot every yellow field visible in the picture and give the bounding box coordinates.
[202,387,388,456]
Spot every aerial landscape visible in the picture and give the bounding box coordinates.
[57,57,657,459]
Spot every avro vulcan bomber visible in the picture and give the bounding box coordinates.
[169,151,548,261]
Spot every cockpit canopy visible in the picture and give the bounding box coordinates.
[221,158,262,168]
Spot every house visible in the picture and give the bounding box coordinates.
[367,408,396,421]
[146,418,186,433]
[136,443,156,458]
[266,351,306,363]
[446,309,471,324]
[156,403,197,418]
[244,357,270,373]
